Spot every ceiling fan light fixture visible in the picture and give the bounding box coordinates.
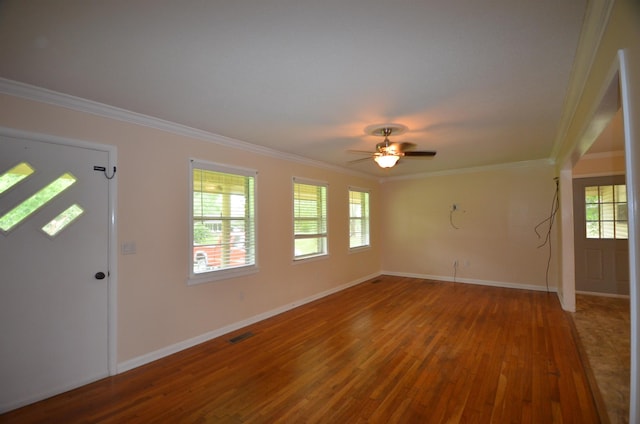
[374,154,400,168]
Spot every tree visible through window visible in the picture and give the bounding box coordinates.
[349,188,370,249]
[0,172,76,232]
[585,184,628,239]
[293,179,327,259]
[191,161,256,281]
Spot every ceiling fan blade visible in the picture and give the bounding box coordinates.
[395,142,416,152]
[348,156,374,164]
[347,149,376,154]
[403,151,437,157]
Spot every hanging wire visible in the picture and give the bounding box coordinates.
[449,209,460,230]
[534,177,560,292]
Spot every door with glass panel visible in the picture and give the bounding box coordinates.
[0,131,111,412]
[573,176,629,295]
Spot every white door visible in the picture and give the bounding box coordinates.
[573,175,629,295]
[0,132,112,412]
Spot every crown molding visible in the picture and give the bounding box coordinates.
[579,149,625,160]
[550,0,616,160]
[380,158,556,183]
[0,78,375,180]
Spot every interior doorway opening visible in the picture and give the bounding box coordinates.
[561,51,636,423]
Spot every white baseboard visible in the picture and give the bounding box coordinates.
[117,272,380,373]
[576,290,630,299]
[381,270,558,293]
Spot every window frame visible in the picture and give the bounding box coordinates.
[584,183,628,240]
[188,159,258,285]
[292,177,328,261]
[348,187,371,251]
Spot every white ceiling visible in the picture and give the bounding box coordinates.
[0,0,588,177]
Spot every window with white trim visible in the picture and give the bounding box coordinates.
[293,178,327,260]
[190,160,257,283]
[349,188,370,249]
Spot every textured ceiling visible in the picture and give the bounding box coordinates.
[0,0,587,177]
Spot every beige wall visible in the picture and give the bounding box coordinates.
[380,163,559,290]
[0,94,381,364]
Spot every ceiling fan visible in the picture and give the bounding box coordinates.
[349,124,436,168]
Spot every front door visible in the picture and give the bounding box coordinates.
[0,131,112,412]
[573,175,629,295]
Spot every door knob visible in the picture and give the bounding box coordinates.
[95,272,106,280]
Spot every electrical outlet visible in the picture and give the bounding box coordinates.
[121,241,136,255]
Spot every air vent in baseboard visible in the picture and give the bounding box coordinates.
[228,331,255,344]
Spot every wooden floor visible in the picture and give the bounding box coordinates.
[1,276,600,423]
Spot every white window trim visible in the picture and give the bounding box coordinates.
[292,177,329,262]
[188,159,258,285]
[348,186,371,251]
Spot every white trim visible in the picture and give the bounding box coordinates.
[292,176,329,187]
[190,158,258,178]
[347,185,371,194]
[573,171,626,178]
[0,126,119,377]
[380,158,555,183]
[559,167,576,312]
[348,246,372,254]
[117,272,380,373]
[579,150,626,160]
[619,48,639,424]
[550,0,616,159]
[576,290,630,299]
[107,140,118,377]
[0,78,375,181]
[188,266,260,285]
[381,270,558,293]
[558,48,624,167]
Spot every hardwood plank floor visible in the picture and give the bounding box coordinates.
[0,276,600,423]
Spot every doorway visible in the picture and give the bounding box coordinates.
[562,50,636,423]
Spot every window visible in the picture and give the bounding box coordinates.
[585,184,628,239]
[0,171,76,233]
[0,162,34,195]
[349,188,370,249]
[190,160,257,283]
[42,204,84,237]
[293,179,327,259]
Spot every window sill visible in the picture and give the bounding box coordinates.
[188,265,259,286]
[349,245,371,254]
[293,253,329,264]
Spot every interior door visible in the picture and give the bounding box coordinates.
[573,175,629,295]
[0,132,111,412]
